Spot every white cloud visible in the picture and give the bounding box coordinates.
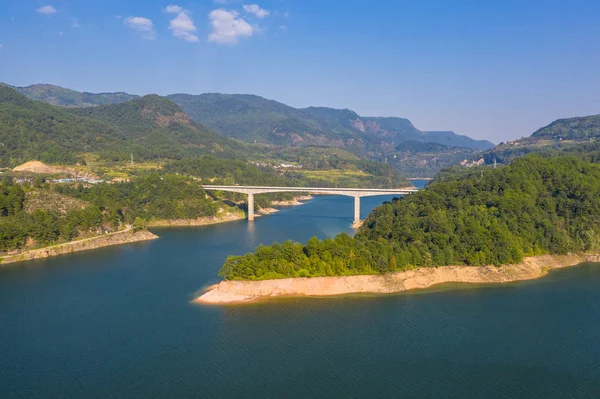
[283,11,290,18]
[243,4,269,19]
[58,31,64,36]
[36,5,56,15]
[165,5,199,42]
[208,9,253,44]
[279,25,287,31]
[124,16,156,40]
[165,5,183,13]
[71,18,81,28]
[0,44,3,49]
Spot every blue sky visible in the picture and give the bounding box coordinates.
[1,0,600,142]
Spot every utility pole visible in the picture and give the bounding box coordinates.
[130,153,134,168]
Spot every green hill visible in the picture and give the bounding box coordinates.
[531,114,600,140]
[218,154,600,280]
[4,83,139,107]
[168,93,492,153]
[166,93,357,147]
[0,86,243,166]
[423,131,494,151]
[483,113,600,165]
[68,95,238,160]
[4,82,495,176]
[0,85,128,166]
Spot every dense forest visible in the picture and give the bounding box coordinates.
[0,174,224,253]
[0,85,127,166]
[219,154,600,280]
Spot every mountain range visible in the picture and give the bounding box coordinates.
[4,82,599,177]
[5,83,494,153]
[482,113,600,165]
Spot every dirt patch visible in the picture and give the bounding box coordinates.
[25,190,89,215]
[13,161,97,179]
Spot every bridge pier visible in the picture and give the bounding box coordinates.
[248,193,254,221]
[353,195,361,228]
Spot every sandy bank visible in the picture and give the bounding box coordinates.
[196,253,600,304]
[0,229,158,266]
[271,195,313,206]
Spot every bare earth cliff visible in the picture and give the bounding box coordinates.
[196,253,600,304]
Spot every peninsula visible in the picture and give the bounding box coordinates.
[197,253,600,303]
[199,155,600,304]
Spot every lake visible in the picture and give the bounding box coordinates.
[1,185,600,398]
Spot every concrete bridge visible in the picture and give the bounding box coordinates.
[202,185,418,226]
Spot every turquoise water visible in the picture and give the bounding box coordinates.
[1,188,600,398]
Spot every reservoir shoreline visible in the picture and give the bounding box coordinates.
[0,195,313,265]
[0,228,158,266]
[196,253,600,304]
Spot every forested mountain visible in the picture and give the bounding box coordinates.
[0,86,250,166]
[6,82,494,153]
[483,113,600,165]
[168,92,493,153]
[423,131,494,151]
[3,83,139,107]
[68,95,239,161]
[219,154,600,280]
[0,85,128,166]
[531,114,600,140]
[167,93,364,148]
[4,82,495,177]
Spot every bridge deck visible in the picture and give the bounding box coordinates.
[202,185,418,225]
[202,185,417,195]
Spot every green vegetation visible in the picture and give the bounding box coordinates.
[69,94,241,161]
[168,93,492,153]
[531,114,600,140]
[0,174,225,253]
[219,155,600,280]
[3,82,494,177]
[0,85,127,166]
[167,155,408,187]
[164,155,409,210]
[482,114,600,166]
[0,86,241,167]
[388,144,477,178]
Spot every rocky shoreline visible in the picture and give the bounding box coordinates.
[148,212,245,227]
[195,253,600,304]
[0,229,158,266]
